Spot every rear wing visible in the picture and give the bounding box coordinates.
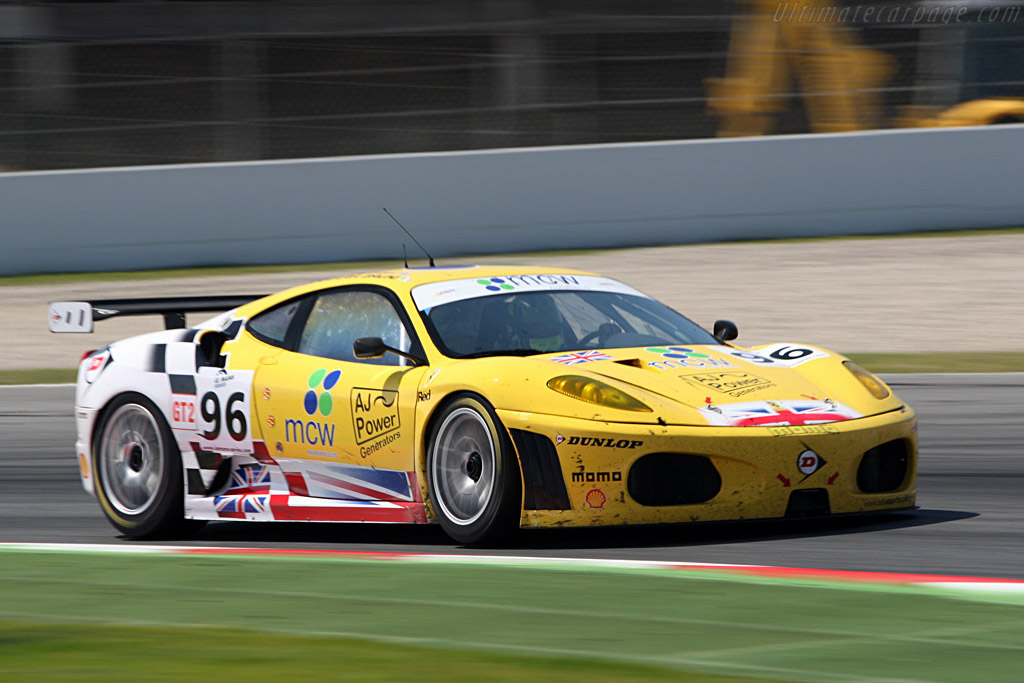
[48,295,266,333]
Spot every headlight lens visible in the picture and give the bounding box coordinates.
[843,361,890,400]
[547,375,653,412]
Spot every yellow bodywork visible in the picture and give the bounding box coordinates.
[220,265,917,529]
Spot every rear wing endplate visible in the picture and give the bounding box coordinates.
[48,295,265,333]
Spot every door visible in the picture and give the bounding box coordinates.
[252,287,428,503]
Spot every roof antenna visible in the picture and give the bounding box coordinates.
[383,207,434,267]
[402,243,409,268]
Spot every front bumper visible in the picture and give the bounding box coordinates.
[498,406,917,528]
[74,405,100,497]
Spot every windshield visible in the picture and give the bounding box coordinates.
[420,289,720,358]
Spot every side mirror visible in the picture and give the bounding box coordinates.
[713,320,738,342]
[353,337,428,366]
[353,337,387,359]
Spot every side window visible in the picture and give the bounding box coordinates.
[247,299,303,347]
[298,290,412,366]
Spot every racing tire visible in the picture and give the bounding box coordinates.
[92,392,205,539]
[426,395,521,545]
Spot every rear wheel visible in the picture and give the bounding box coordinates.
[93,393,204,539]
[426,395,521,544]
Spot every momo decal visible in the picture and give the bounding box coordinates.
[285,368,342,448]
[561,436,642,449]
[351,388,400,445]
[769,424,839,437]
[700,399,861,427]
[571,469,623,483]
[683,371,773,398]
[646,346,734,369]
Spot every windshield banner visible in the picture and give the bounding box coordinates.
[411,274,650,311]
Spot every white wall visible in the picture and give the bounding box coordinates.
[2,125,1022,275]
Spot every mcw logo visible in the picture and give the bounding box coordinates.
[286,368,342,447]
[304,368,341,416]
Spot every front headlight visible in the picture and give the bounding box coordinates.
[843,361,890,400]
[547,375,652,412]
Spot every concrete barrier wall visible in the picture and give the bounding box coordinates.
[2,125,1023,275]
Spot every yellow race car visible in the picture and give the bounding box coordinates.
[51,266,916,543]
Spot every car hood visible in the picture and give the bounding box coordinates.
[527,345,900,426]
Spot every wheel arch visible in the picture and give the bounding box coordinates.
[419,389,526,519]
[89,390,201,538]
[421,389,522,468]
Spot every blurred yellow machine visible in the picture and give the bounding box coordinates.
[709,0,1024,134]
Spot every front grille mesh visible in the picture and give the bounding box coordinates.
[627,453,721,506]
[858,440,909,493]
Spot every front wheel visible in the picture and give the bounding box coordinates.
[426,395,521,544]
[92,392,204,539]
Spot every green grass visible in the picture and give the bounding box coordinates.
[0,621,765,683]
[1,549,1023,683]
[0,368,78,385]
[2,226,1020,287]
[847,352,1024,374]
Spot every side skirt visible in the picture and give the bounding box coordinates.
[181,440,428,524]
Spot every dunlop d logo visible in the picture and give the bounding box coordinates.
[351,388,400,445]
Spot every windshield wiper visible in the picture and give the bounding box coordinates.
[456,348,546,359]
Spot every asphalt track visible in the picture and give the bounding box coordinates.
[2,375,1022,579]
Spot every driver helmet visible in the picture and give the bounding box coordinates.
[514,295,565,352]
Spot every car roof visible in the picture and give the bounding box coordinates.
[234,264,601,316]
[339,264,597,288]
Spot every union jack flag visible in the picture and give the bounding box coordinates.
[550,350,614,365]
[701,400,861,427]
[303,463,414,502]
[226,465,272,493]
[215,494,268,516]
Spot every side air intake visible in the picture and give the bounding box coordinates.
[509,430,571,510]
[857,440,910,493]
